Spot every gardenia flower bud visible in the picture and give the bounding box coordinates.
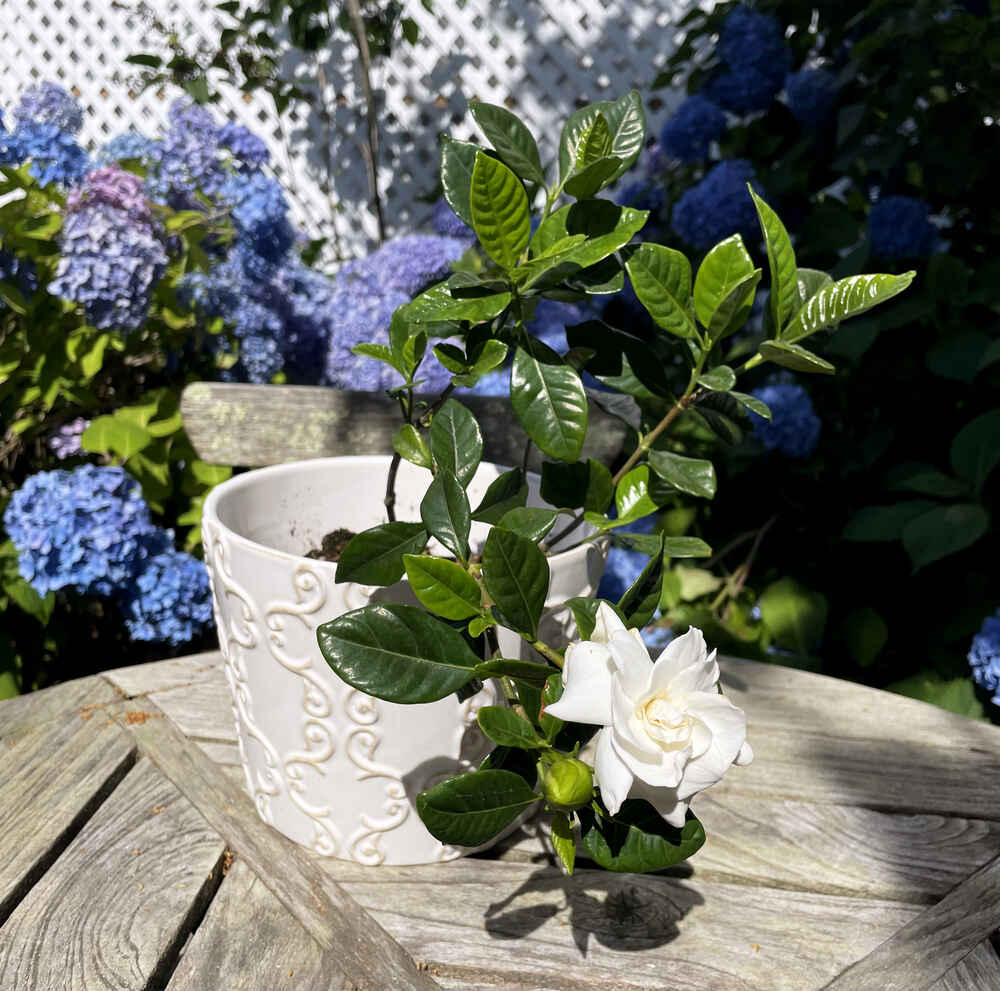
[546,603,752,825]
[539,757,594,810]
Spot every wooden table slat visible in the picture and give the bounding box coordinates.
[102,651,223,699]
[935,940,1000,991]
[0,674,123,738]
[0,758,226,991]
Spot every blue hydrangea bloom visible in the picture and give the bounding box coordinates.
[8,122,89,186]
[867,196,937,259]
[239,334,283,383]
[707,7,792,114]
[597,512,659,603]
[50,200,168,334]
[96,130,157,166]
[14,82,83,133]
[220,172,295,263]
[3,465,169,597]
[749,382,821,457]
[147,99,224,204]
[671,159,760,250]
[784,69,839,127]
[969,609,1000,704]
[361,234,468,296]
[218,121,270,167]
[431,198,474,239]
[616,178,666,217]
[120,548,214,645]
[527,298,599,354]
[660,95,727,162]
[641,618,675,651]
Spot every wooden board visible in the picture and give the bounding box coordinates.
[145,678,237,744]
[935,941,1000,991]
[0,713,136,925]
[180,382,628,470]
[0,758,226,991]
[0,674,122,738]
[102,651,224,699]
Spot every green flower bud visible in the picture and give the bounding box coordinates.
[539,757,594,810]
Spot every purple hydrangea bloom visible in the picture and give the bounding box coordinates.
[616,178,666,217]
[660,95,727,162]
[867,196,937,259]
[707,7,792,114]
[220,172,295,263]
[784,69,839,127]
[47,417,90,459]
[147,99,224,205]
[96,130,157,166]
[120,548,214,645]
[3,465,169,597]
[749,381,821,457]
[671,159,760,250]
[50,199,168,334]
[431,198,474,239]
[9,122,89,186]
[218,121,270,168]
[597,512,659,603]
[14,82,84,134]
[362,234,468,296]
[67,164,154,225]
[969,609,1000,705]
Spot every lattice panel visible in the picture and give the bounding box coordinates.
[0,0,697,258]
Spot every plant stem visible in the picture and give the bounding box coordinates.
[736,352,764,376]
[521,633,565,669]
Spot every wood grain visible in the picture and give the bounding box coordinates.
[166,858,340,991]
[0,673,122,737]
[0,758,226,991]
[181,382,628,470]
[103,650,223,699]
[145,677,237,744]
[935,941,1000,991]
[109,696,443,991]
[821,853,1000,991]
[0,713,136,924]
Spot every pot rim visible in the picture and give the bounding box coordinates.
[203,454,598,569]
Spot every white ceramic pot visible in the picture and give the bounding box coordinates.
[202,456,605,865]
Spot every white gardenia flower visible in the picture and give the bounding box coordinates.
[545,603,753,826]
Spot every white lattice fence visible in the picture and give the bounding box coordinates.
[0,0,696,257]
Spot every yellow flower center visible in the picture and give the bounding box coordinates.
[639,695,692,749]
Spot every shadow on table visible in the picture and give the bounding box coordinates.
[481,864,703,954]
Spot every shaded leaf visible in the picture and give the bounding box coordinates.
[420,469,471,564]
[335,522,428,586]
[902,504,989,570]
[482,527,550,637]
[578,802,705,873]
[623,243,697,339]
[470,101,545,184]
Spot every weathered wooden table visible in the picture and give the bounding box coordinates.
[2,650,999,990]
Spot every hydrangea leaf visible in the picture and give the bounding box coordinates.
[402,554,482,620]
[469,101,546,185]
[469,152,530,271]
[623,243,697,340]
[317,603,480,703]
[81,415,153,459]
[510,342,588,462]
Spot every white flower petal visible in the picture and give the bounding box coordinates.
[592,601,628,644]
[610,678,662,765]
[544,641,615,726]
[607,629,652,699]
[595,726,633,815]
[736,740,754,765]
[675,693,748,800]
[664,650,720,698]
[628,778,689,828]
[649,626,709,687]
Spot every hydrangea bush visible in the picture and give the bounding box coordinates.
[311,93,912,870]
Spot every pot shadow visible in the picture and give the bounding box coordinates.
[481,862,703,955]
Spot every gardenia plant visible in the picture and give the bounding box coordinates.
[316,92,914,873]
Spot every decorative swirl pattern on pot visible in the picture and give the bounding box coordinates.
[348,781,411,866]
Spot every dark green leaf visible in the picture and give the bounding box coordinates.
[392,424,432,468]
[420,469,471,564]
[843,607,888,669]
[471,468,527,523]
[842,502,938,542]
[510,342,587,461]
[950,410,1000,490]
[439,137,479,227]
[531,201,647,272]
[623,243,697,339]
[470,101,545,184]
[618,535,664,629]
[498,507,557,542]
[884,463,968,498]
[749,188,798,334]
[429,399,483,486]
[403,554,482,620]
[477,706,545,748]
[474,657,553,686]
[470,153,530,271]
[564,156,623,200]
[759,340,836,375]
[335,522,428,585]
[540,459,612,513]
[125,53,163,68]
[578,802,705,873]
[887,670,985,719]
[648,450,716,499]
[759,578,828,654]
[317,603,479,703]
[482,527,550,637]
[565,597,626,640]
[902,504,990,570]
[731,391,771,420]
[417,769,540,847]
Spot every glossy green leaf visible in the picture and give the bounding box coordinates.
[697,366,736,391]
[403,554,482,620]
[794,268,834,313]
[759,340,836,375]
[564,320,670,397]
[420,469,471,564]
[731,391,771,420]
[623,243,697,339]
[477,706,545,749]
[902,504,990,570]
[579,802,705,873]
[401,281,512,324]
[611,532,711,559]
[429,399,483,486]
[482,527,550,637]
[783,272,916,344]
[749,187,799,335]
[317,603,479,703]
[417,769,540,847]
[648,450,716,499]
[81,416,153,459]
[950,409,1000,490]
[469,101,545,184]
[334,522,428,586]
[469,152,530,271]
[565,597,626,639]
[693,234,759,338]
[759,578,828,654]
[540,459,613,513]
[471,467,528,523]
[510,342,588,461]
[498,507,557,542]
[558,91,645,182]
[614,465,661,524]
[474,657,553,686]
[551,812,576,874]
[842,502,938,542]
[531,201,648,273]
[618,535,664,629]
[564,156,623,200]
[392,424,432,469]
[439,137,480,227]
